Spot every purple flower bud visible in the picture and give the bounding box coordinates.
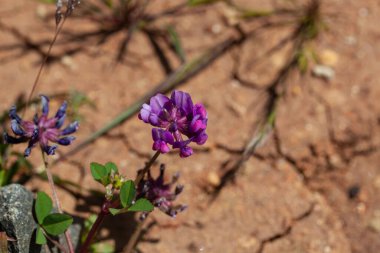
[4,95,79,157]
[137,164,187,218]
[138,90,208,158]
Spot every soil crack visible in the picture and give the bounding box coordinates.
[257,203,315,253]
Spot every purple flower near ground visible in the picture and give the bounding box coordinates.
[139,90,208,157]
[3,95,79,157]
[137,164,187,218]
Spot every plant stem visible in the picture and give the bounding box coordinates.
[24,16,67,117]
[123,219,146,253]
[79,200,112,253]
[43,230,68,253]
[134,151,160,186]
[41,151,75,253]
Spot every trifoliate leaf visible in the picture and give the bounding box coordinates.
[120,180,136,208]
[128,198,154,212]
[42,213,73,236]
[90,162,110,185]
[35,226,47,245]
[105,162,118,174]
[35,192,53,225]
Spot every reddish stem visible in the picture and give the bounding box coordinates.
[79,201,112,253]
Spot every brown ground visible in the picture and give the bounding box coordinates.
[1,0,380,252]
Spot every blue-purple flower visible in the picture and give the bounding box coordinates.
[137,164,187,218]
[3,95,79,157]
[139,90,208,157]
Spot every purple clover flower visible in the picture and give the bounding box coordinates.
[139,90,208,158]
[137,164,187,218]
[3,95,79,157]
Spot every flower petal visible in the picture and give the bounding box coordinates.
[173,138,192,149]
[171,90,193,114]
[9,106,22,124]
[153,140,170,153]
[61,121,79,135]
[138,104,152,123]
[193,131,208,145]
[3,132,27,144]
[193,103,207,119]
[24,135,39,157]
[55,101,67,127]
[24,147,32,157]
[179,146,193,158]
[152,128,174,144]
[55,114,66,129]
[150,94,170,114]
[57,136,75,146]
[11,120,25,136]
[40,95,50,116]
[42,145,57,155]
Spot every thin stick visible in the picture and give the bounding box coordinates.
[123,219,146,253]
[134,151,160,186]
[23,17,67,116]
[41,151,75,253]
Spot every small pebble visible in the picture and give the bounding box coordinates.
[319,49,339,66]
[368,212,380,232]
[312,65,335,80]
[211,24,222,34]
[345,36,357,45]
[207,171,221,187]
[36,5,48,19]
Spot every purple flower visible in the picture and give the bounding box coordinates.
[139,90,208,157]
[4,95,79,157]
[137,164,187,218]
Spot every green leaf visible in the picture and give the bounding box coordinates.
[167,26,186,63]
[109,208,122,216]
[35,192,53,224]
[187,0,220,6]
[105,162,118,174]
[128,198,154,212]
[35,226,47,245]
[297,51,308,74]
[42,213,73,236]
[90,162,109,185]
[90,241,115,253]
[0,169,5,187]
[36,0,55,4]
[120,180,136,208]
[101,0,113,8]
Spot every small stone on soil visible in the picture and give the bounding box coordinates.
[312,65,335,80]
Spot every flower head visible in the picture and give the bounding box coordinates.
[137,164,187,218]
[139,90,208,157]
[4,95,79,157]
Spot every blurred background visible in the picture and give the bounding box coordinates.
[0,0,379,252]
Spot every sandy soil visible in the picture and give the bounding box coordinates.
[0,0,380,252]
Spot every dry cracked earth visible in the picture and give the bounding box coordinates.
[0,0,379,252]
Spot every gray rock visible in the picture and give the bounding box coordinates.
[0,184,82,253]
[0,184,41,253]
